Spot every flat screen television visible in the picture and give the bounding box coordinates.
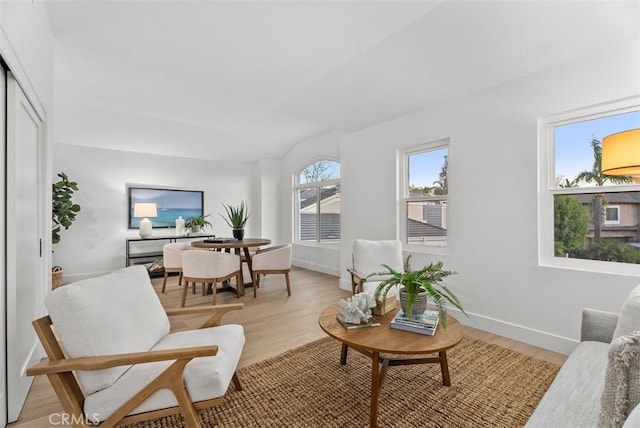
[128,187,204,229]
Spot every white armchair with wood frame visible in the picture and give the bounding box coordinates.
[347,239,403,295]
[251,243,292,297]
[27,265,245,428]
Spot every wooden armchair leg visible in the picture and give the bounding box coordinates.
[232,371,243,391]
[181,282,189,307]
[252,272,258,298]
[284,271,291,296]
[162,272,169,293]
[211,281,217,305]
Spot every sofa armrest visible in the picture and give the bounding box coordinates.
[581,308,619,343]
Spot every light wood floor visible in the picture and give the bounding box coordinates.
[9,266,566,427]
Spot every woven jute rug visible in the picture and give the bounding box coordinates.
[125,336,560,428]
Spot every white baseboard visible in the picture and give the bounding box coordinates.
[339,278,352,292]
[292,259,340,277]
[446,308,578,356]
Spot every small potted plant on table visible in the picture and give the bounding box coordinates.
[220,201,249,240]
[372,254,465,329]
[185,214,212,234]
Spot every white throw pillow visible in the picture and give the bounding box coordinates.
[614,284,640,340]
[600,331,640,427]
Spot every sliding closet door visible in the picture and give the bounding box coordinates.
[0,64,7,428]
[6,72,44,422]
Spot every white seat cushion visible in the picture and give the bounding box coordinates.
[45,266,170,394]
[84,324,245,422]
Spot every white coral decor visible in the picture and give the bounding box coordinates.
[337,293,377,324]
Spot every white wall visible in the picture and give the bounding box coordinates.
[339,39,640,355]
[253,158,281,243]
[0,1,53,114]
[53,144,258,282]
[280,132,341,276]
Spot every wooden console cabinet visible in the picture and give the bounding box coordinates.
[126,235,215,276]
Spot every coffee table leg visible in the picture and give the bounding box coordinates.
[340,344,349,365]
[440,351,451,386]
[370,351,380,428]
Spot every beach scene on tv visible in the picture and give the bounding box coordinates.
[129,188,203,228]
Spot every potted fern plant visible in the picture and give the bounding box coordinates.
[372,254,465,329]
[220,201,249,240]
[185,214,212,234]
[52,172,81,288]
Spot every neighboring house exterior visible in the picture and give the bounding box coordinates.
[576,191,640,244]
[406,191,447,244]
[299,186,340,241]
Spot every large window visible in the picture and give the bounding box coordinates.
[402,141,449,247]
[541,101,640,270]
[295,160,340,243]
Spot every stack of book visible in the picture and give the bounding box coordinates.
[390,309,439,335]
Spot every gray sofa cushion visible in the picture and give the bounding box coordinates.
[525,341,610,428]
[600,332,640,428]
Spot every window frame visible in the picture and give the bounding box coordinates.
[538,96,640,275]
[293,159,341,245]
[399,139,450,251]
[604,205,621,226]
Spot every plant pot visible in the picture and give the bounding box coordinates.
[189,226,201,234]
[52,266,64,289]
[399,287,428,317]
[233,229,245,240]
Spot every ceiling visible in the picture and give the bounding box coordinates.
[44,0,640,163]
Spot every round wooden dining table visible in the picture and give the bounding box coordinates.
[190,238,271,296]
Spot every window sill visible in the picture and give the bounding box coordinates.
[539,255,640,277]
[294,241,340,251]
[404,243,450,257]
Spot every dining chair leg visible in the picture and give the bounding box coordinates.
[252,272,259,298]
[178,272,183,286]
[161,272,169,293]
[235,273,241,298]
[285,271,291,296]
[181,281,189,307]
[212,280,218,305]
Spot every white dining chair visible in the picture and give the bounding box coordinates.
[182,250,241,307]
[161,242,193,293]
[251,244,292,298]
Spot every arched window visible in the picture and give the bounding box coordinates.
[294,160,340,243]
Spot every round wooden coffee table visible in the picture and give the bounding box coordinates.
[318,303,465,428]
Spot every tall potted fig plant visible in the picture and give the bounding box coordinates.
[52,172,81,288]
